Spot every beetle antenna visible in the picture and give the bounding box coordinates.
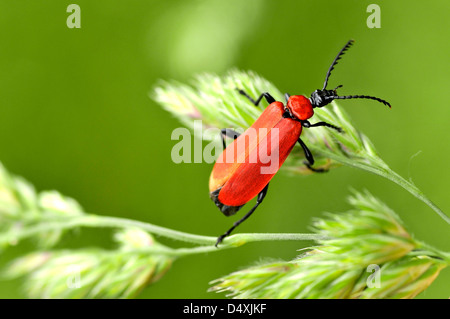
[327,94,391,108]
[322,39,355,90]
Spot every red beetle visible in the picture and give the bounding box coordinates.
[210,40,391,245]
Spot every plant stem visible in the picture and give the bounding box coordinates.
[0,214,326,252]
[415,241,450,264]
[124,232,330,257]
[312,147,450,226]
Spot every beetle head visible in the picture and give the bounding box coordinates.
[310,85,343,108]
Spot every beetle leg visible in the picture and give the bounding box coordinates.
[215,183,270,247]
[284,93,290,103]
[309,121,343,133]
[236,89,275,106]
[297,137,328,173]
[220,128,241,150]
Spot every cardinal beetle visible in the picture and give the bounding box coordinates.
[209,40,391,246]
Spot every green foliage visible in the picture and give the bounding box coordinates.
[3,229,173,299]
[0,162,174,298]
[210,192,448,299]
[0,70,447,299]
[0,162,83,250]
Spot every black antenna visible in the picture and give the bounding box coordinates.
[328,94,391,108]
[322,39,355,90]
[310,40,391,109]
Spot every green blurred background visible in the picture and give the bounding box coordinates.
[0,0,449,298]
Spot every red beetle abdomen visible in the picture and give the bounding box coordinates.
[209,102,285,193]
[217,117,302,207]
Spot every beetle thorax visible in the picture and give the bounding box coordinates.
[286,95,314,121]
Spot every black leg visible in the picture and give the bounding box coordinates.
[297,137,327,173]
[309,121,343,133]
[215,183,269,247]
[236,89,275,106]
[220,128,241,150]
